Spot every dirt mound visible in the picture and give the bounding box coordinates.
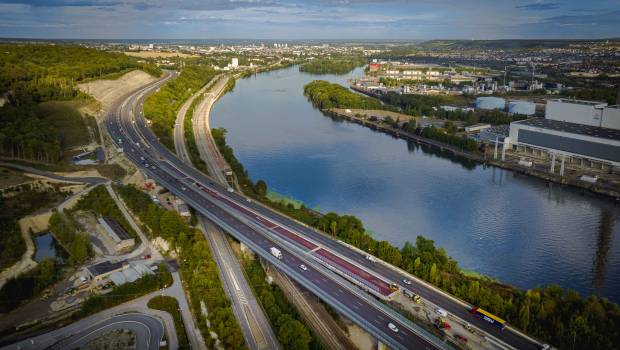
[78,70,156,112]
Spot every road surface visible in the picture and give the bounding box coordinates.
[106,71,445,350]
[173,74,280,350]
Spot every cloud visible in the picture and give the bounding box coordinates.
[517,2,560,11]
[541,10,620,26]
[0,0,122,7]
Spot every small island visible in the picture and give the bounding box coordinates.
[299,58,367,75]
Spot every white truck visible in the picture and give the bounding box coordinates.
[270,247,282,260]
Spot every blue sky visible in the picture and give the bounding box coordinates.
[0,0,618,39]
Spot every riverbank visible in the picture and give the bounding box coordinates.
[326,108,620,200]
[210,117,620,350]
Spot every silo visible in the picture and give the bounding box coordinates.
[475,97,506,110]
[508,100,536,116]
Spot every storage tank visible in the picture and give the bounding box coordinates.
[475,97,505,110]
[508,100,536,116]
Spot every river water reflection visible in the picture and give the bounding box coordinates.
[211,66,620,302]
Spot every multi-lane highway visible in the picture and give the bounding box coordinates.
[107,72,446,350]
[174,75,280,350]
[107,71,542,350]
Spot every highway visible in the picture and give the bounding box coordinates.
[174,75,280,350]
[106,72,446,350]
[1,313,165,350]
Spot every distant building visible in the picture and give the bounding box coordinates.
[98,216,135,252]
[231,57,239,68]
[475,97,505,110]
[479,125,509,143]
[508,118,620,167]
[369,63,380,72]
[508,100,536,116]
[465,123,491,133]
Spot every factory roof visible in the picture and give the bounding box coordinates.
[86,260,125,277]
[514,118,620,141]
[552,98,607,107]
[100,216,133,241]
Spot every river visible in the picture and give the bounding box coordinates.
[211,65,620,303]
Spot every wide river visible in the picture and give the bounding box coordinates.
[211,65,620,303]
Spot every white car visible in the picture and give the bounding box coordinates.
[388,322,399,333]
[365,255,376,262]
[181,186,187,191]
[435,308,448,317]
[299,264,307,271]
[403,279,412,285]
[227,187,234,193]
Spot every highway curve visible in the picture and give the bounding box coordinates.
[1,313,164,350]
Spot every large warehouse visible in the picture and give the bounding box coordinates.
[508,99,620,167]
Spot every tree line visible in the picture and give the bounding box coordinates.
[212,126,620,350]
[299,58,367,75]
[116,184,246,349]
[304,80,526,128]
[242,256,320,350]
[303,80,383,110]
[143,65,216,150]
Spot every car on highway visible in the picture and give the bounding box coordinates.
[227,187,234,193]
[435,317,451,330]
[140,157,145,161]
[388,322,399,333]
[182,186,187,191]
[299,264,307,271]
[435,308,448,317]
[365,255,377,262]
[403,278,412,285]
[454,334,468,342]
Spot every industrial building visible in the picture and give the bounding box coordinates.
[85,260,154,287]
[507,98,620,170]
[98,216,135,252]
[508,100,536,116]
[475,97,505,110]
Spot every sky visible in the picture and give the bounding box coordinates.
[0,0,619,39]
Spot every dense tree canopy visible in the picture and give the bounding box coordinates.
[0,43,160,163]
[299,58,367,75]
[144,65,216,149]
[304,80,383,110]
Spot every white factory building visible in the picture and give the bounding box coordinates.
[508,98,620,167]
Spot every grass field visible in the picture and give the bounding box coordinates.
[148,296,189,349]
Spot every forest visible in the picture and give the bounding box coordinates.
[0,183,64,269]
[143,65,216,149]
[0,44,160,163]
[213,126,620,350]
[48,211,93,266]
[303,80,383,110]
[299,58,367,75]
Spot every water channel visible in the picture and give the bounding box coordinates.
[211,65,620,303]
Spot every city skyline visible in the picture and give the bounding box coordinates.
[0,0,619,39]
